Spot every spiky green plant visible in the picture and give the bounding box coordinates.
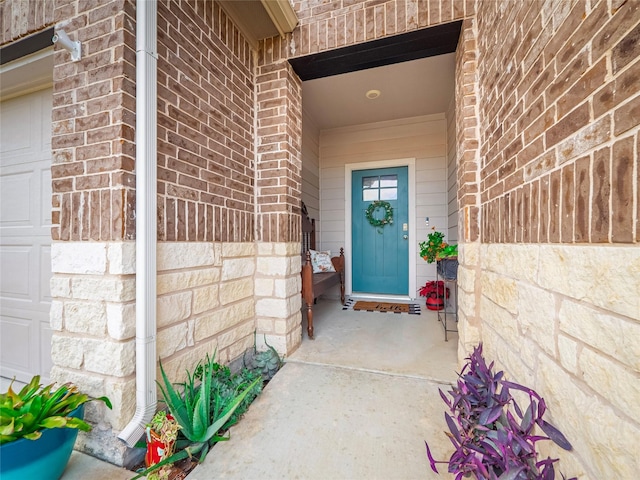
[132,359,260,479]
[0,376,112,444]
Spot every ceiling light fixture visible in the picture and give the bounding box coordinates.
[365,89,381,100]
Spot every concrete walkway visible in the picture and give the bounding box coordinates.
[187,298,458,480]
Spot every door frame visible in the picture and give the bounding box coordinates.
[345,158,416,300]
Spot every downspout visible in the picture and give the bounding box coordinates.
[118,0,158,447]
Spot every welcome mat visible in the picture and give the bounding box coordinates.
[342,298,421,315]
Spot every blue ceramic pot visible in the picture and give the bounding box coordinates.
[0,404,84,480]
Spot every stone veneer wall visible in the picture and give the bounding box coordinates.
[469,1,640,478]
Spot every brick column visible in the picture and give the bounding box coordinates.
[254,49,304,354]
[49,0,136,466]
[455,18,482,362]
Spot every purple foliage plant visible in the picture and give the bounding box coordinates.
[425,344,576,480]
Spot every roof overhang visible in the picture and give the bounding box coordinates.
[218,0,298,49]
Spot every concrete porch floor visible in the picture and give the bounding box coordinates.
[187,297,458,480]
[59,296,459,479]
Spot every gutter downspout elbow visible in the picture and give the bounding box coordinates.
[118,0,158,447]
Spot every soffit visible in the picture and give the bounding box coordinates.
[218,0,298,48]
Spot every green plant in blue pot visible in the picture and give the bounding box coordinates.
[0,375,112,480]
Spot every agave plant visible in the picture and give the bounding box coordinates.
[133,358,260,479]
[425,344,575,480]
[0,376,112,444]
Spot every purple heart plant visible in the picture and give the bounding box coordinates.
[425,344,576,480]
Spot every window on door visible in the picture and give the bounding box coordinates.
[362,174,398,201]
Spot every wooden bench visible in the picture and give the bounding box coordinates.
[301,206,345,339]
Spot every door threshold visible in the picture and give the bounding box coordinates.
[349,293,414,302]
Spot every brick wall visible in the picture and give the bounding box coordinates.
[50,0,136,241]
[478,0,639,245]
[290,0,474,54]
[157,0,255,242]
[471,1,640,477]
[255,0,475,244]
[0,0,54,44]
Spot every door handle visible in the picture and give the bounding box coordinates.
[403,235,408,240]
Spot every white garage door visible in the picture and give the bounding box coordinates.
[1,87,53,384]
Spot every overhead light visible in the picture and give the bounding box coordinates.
[366,89,381,100]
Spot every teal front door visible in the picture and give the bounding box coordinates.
[352,166,409,295]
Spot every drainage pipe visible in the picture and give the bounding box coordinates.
[118,0,158,447]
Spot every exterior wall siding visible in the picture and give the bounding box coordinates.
[477,0,639,245]
[0,0,55,44]
[471,1,640,478]
[319,114,448,296]
[157,0,255,243]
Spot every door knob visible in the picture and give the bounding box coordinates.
[403,235,408,240]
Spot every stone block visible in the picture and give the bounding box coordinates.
[49,366,105,398]
[462,241,480,265]
[256,256,296,276]
[50,276,72,297]
[194,299,254,341]
[52,242,107,274]
[159,342,219,385]
[71,276,136,302]
[220,278,253,305]
[255,278,274,296]
[216,321,255,353]
[273,277,300,298]
[255,297,289,317]
[224,332,254,361]
[537,245,640,320]
[481,296,520,349]
[483,244,538,282]
[557,334,578,374]
[50,300,64,330]
[482,330,535,388]
[158,242,215,271]
[221,257,255,280]
[282,242,302,256]
[222,242,255,257]
[84,338,135,376]
[274,318,288,335]
[64,300,107,336]
[559,298,640,371]
[516,284,556,356]
[480,270,518,314]
[107,242,136,274]
[457,264,476,292]
[106,302,136,340]
[256,333,287,355]
[192,285,220,314]
[289,254,302,273]
[157,291,192,328]
[538,354,640,479]
[51,335,84,369]
[256,317,274,332]
[158,322,189,359]
[103,377,136,431]
[157,268,219,295]
[579,347,640,421]
[257,243,273,255]
[458,282,477,318]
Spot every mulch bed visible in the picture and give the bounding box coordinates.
[131,456,198,479]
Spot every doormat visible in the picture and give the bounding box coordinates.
[342,298,421,315]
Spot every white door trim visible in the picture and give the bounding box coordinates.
[344,158,416,300]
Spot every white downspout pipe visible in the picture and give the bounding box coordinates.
[118,0,158,447]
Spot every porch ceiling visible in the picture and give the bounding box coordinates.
[302,52,456,130]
